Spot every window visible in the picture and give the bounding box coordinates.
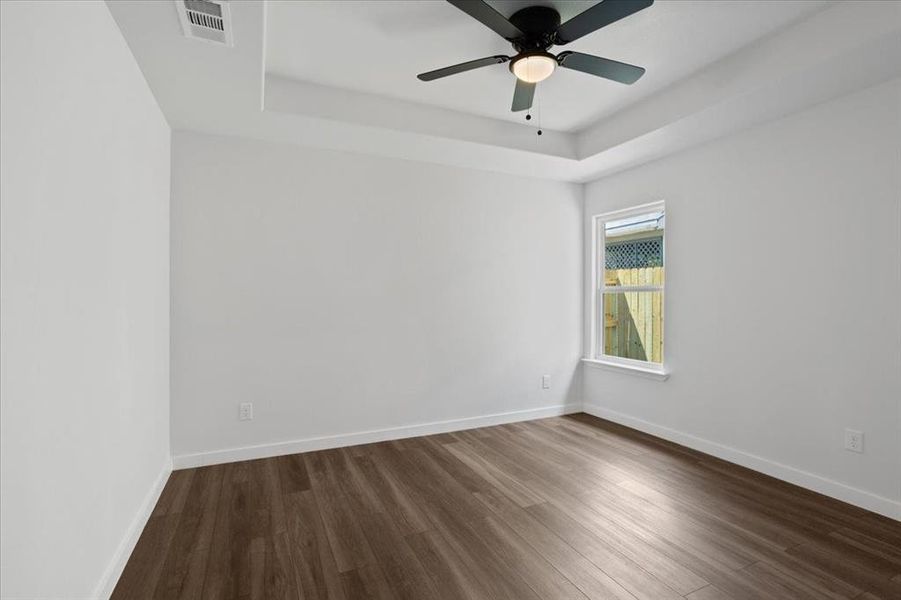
[590,202,665,372]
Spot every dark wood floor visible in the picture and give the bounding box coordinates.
[112,414,901,600]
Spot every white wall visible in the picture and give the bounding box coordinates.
[171,131,582,463]
[0,2,171,598]
[582,79,901,518]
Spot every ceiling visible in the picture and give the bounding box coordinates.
[107,0,901,182]
[266,1,827,132]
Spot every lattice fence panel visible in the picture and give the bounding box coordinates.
[605,236,663,269]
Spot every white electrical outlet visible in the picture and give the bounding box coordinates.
[239,402,254,421]
[541,374,551,389]
[844,429,863,453]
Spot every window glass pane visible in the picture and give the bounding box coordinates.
[602,291,663,364]
[604,210,664,286]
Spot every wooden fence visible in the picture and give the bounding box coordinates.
[603,267,664,363]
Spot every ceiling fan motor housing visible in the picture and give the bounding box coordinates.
[508,6,561,52]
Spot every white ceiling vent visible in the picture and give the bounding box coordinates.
[175,0,233,46]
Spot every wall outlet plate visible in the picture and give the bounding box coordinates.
[239,402,254,421]
[844,429,863,453]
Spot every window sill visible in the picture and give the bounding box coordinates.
[581,358,670,381]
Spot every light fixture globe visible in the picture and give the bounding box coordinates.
[511,52,556,83]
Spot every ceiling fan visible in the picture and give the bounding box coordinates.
[417,0,653,113]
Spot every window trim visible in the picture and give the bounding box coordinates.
[588,200,667,376]
[581,357,670,380]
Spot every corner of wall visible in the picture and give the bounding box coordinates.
[577,178,590,412]
[93,456,173,600]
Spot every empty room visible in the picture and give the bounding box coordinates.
[2,0,900,599]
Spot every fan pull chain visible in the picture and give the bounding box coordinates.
[526,90,544,143]
[525,90,542,142]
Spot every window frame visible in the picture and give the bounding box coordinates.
[588,200,667,375]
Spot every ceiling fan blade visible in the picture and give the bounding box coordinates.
[557,51,645,84]
[511,78,536,112]
[417,55,509,81]
[446,0,524,40]
[555,0,653,45]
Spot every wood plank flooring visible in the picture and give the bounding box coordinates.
[112,414,901,599]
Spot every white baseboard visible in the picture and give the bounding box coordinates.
[582,403,901,521]
[173,403,582,470]
[93,457,173,600]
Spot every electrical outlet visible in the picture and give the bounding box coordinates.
[844,429,863,453]
[239,402,254,421]
[541,374,551,389]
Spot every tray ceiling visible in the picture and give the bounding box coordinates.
[265,1,827,133]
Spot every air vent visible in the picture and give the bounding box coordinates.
[175,0,233,46]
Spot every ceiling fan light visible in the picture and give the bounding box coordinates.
[511,54,556,83]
